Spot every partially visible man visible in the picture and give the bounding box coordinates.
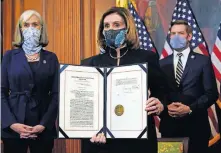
[159,20,218,153]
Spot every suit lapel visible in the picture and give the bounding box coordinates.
[181,51,196,82]
[15,49,33,79]
[164,55,178,88]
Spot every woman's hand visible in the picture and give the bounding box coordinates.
[31,125,45,134]
[90,132,106,144]
[10,123,33,135]
[20,133,38,139]
[145,97,164,115]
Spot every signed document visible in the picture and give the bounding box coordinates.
[59,64,148,139]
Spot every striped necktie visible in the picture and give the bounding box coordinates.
[176,53,183,86]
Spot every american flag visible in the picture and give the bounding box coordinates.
[128,2,157,53]
[211,22,221,146]
[212,23,221,99]
[161,0,209,59]
[128,2,161,137]
[160,0,220,146]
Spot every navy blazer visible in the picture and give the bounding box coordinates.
[1,48,59,138]
[159,51,218,138]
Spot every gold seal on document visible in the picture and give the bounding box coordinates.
[115,104,124,116]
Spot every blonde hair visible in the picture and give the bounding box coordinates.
[13,10,49,47]
[97,7,140,50]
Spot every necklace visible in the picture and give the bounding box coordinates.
[25,53,40,61]
[109,49,129,59]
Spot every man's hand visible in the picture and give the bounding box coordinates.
[145,97,164,115]
[168,102,191,117]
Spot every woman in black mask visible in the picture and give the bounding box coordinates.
[81,7,167,153]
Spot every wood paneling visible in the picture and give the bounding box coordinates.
[82,0,96,58]
[2,0,13,51]
[44,0,81,64]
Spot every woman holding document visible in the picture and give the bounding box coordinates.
[1,10,58,153]
[81,7,167,153]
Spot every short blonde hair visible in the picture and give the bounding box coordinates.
[13,10,49,47]
[97,7,140,50]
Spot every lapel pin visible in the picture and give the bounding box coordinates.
[43,60,47,64]
[191,55,195,59]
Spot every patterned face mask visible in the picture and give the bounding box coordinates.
[103,28,127,49]
[22,27,42,55]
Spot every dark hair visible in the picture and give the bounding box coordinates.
[170,20,192,34]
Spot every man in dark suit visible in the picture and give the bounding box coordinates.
[159,20,218,153]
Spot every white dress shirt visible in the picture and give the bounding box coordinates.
[173,47,190,77]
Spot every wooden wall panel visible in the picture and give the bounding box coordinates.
[44,0,54,54]
[2,0,13,51]
[82,0,96,59]
[44,0,81,64]
[23,0,43,14]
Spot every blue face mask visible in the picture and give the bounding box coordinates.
[170,35,188,51]
[103,28,127,49]
[22,27,42,55]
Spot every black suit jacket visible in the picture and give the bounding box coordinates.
[81,47,168,153]
[159,51,218,139]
